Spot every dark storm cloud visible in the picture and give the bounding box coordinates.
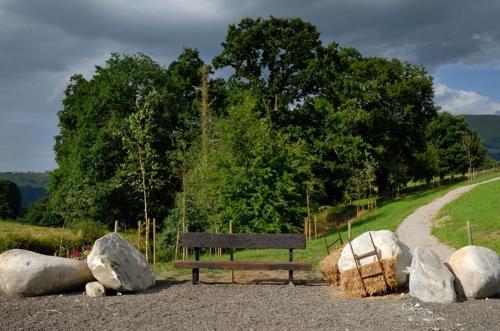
[1,0,500,170]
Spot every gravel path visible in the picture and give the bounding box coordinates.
[1,282,499,330]
[397,177,500,260]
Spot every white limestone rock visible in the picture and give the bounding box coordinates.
[447,245,500,299]
[0,249,94,297]
[409,247,456,303]
[87,233,155,292]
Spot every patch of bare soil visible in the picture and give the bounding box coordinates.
[1,281,499,331]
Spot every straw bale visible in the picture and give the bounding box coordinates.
[339,259,400,298]
[319,245,344,286]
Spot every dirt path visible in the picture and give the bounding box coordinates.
[397,176,500,260]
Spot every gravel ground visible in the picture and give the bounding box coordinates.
[396,177,500,260]
[1,281,499,331]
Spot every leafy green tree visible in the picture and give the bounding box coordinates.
[426,112,484,181]
[121,90,163,225]
[50,51,205,227]
[166,92,314,236]
[213,17,322,125]
[0,180,21,219]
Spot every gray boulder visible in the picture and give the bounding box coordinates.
[85,281,106,297]
[409,247,456,303]
[0,249,94,297]
[87,233,155,292]
[447,245,500,299]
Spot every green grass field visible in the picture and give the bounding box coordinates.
[433,178,500,254]
[156,172,500,279]
[2,172,499,278]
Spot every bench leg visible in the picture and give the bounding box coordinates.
[192,248,200,284]
[288,249,294,285]
[192,268,199,284]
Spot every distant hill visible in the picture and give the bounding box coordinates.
[462,114,500,160]
[0,172,50,208]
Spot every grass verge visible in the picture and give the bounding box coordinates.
[433,178,500,254]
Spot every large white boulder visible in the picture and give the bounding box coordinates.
[447,245,500,299]
[409,247,456,303]
[87,233,155,292]
[0,249,94,297]
[338,230,412,286]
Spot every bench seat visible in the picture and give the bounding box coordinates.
[174,260,312,271]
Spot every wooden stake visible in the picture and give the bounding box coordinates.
[153,218,156,270]
[175,230,180,260]
[467,221,473,246]
[138,221,142,250]
[230,220,234,283]
[314,216,317,240]
[145,218,150,262]
[307,217,312,241]
[114,220,118,233]
[304,218,308,241]
[348,220,352,241]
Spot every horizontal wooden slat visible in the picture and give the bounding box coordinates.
[355,251,378,260]
[361,272,383,280]
[180,233,306,249]
[174,260,312,271]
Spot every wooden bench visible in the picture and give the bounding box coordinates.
[173,232,312,284]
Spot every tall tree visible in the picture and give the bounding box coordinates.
[0,180,21,219]
[213,17,322,125]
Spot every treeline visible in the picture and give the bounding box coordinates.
[32,17,487,254]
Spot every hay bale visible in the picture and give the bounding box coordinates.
[338,230,412,286]
[340,259,400,298]
[319,245,344,285]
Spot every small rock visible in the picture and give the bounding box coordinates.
[85,281,106,297]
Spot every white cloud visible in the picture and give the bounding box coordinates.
[434,83,500,115]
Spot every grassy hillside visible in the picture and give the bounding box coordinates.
[433,179,500,254]
[0,171,49,207]
[158,172,500,279]
[463,114,500,160]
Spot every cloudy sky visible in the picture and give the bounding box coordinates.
[1,0,500,171]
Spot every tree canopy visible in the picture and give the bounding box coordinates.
[46,17,486,247]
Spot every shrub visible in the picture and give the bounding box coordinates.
[23,197,64,227]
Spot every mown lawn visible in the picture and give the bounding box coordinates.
[433,178,500,254]
[157,172,500,279]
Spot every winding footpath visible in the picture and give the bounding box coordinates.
[396,176,500,261]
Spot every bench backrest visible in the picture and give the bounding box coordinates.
[180,233,306,249]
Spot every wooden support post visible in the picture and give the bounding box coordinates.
[153,218,156,270]
[230,220,234,283]
[348,220,352,241]
[314,216,317,240]
[467,221,473,246]
[114,220,118,233]
[145,218,150,262]
[175,230,180,260]
[304,218,307,241]
[288,248,294,285]
[137,221,142,251]
[307,217,312,241]
[193,247,200,284]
